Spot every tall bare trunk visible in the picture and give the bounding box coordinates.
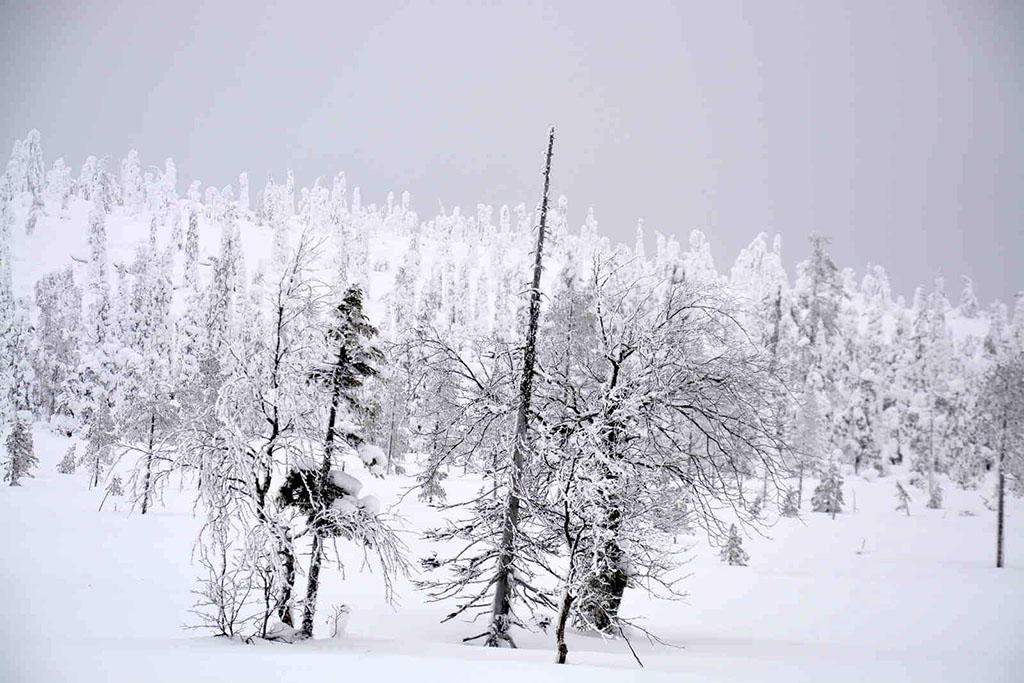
[488,128,555,647]
[997,414,1006,569]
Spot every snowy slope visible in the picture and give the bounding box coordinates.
[2,427,1022,683]
[3,153,1021,682]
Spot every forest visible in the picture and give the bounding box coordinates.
[1,129,1022,670]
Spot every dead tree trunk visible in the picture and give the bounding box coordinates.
[488,127,555,647]
[997,414,1006,569]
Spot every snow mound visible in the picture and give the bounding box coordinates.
[358,495,381,515]
[329,469,363,496]
[358,443,386,468]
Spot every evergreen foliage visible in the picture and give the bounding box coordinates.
[895,481,911,515]
[720,524,750,566]
[812,460,845,517]
[4,413,37,485]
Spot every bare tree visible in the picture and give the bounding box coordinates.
[488,127,557,646]
[977,352,1024,568]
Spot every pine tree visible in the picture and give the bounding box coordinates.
[4,413,37,485]
[926,481,943,510]
[812,459,844,518]
[720,524,749,566]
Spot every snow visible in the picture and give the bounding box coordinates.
[357,494,381,515]
[4,145,1022,682]
[329,469,363,497]
[357,442,385,467]
[2,427,1022,682]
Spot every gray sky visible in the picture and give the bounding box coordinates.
[3,0,1021,304]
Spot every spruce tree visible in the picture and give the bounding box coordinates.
[812,459,845,518]
[57,444,77,474]
[781,487,799,517]
[4,413,37,486]
[895,481,911,516]
[281,285,388,639]
[720,524,749,566]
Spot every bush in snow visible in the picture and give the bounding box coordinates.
[780,487,799,517]
[326,604,351,638]
[98,474,124,511]
[926,481,943,510]
[4,412,37,486]
[895,481,911,516]
[56,444,77,474]
[811,460,844,517]
[720,524,749,566]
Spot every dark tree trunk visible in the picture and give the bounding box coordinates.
[997,415,1006,569]
[301,533,324,636]
[278,543,296,627]
[301,344,346,638]
[488,127,555,647]
[555,590,574,664]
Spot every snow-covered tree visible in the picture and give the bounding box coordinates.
[720,524,749,566]
[976,351,1024,568]
[23,130,44,235]
[33,266,82,429]
[811,459,844,518]
[57,444,77,474]
[277,285,401,639]
[4,412,37,485]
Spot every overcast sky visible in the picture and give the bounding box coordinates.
[3,0,1021,304]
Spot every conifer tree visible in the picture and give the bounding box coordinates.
[895,481,911,516]
[812,459,844,518]
[57,444,77,474]
[781,487,800,517]
[720,524,749,566]
[23,130,44,235]
[278,285,394,639]
[4,413,37,485]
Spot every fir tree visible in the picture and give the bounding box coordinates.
[4,413,37,485]
[720,524,749,566]
[926,481,944,510]
[811,459,845,518]
[895,480,911,516]
[280,285,393,639]
[57,444,77,474]
[780,487,799,517]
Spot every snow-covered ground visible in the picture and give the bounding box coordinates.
[3,427,1022,682]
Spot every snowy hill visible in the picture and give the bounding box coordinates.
[2,133,1024,682]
